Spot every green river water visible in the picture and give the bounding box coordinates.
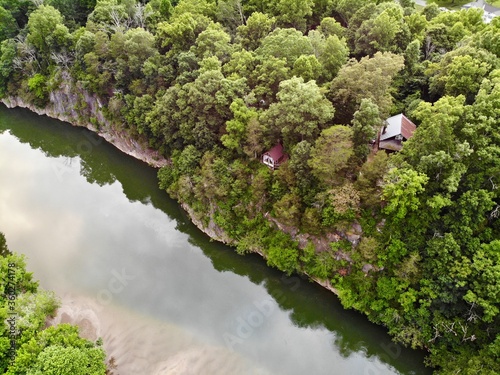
[0,105,432,375]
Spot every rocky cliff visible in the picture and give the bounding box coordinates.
[1,72,167,168]
[2,76,346,297]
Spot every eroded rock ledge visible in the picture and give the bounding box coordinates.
[2,82,342,297]
[1,73,167,168]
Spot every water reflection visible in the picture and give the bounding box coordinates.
[0,105,430,375]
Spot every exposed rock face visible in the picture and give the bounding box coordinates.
[2,76,349,299]
[181,203,235,245]
[1,72,167,168]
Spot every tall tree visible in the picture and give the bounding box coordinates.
[353,3,406,56]
[308,125,353,186]
[351,98,380,163]
[0,6,17,43]
[260,77,334,149]
[27,5,71,60]
[427,46,496,103]
[236,11,275,51]
[221,99,258,153]
[328,52,404,124]
[256,28,313,68]
[274,0,313,31]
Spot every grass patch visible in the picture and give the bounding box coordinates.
[486,0,500,7]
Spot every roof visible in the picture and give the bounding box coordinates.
[263,143,286,161]
[380,114,416,141]
[462,1,500,13]
[484,3,500,13]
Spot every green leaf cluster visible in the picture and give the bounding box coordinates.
[2,1,500,372]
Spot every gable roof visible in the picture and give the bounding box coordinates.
[263,143,285,161]
[380,113,416,141]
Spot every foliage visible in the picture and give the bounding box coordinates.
[260,76,334,149]
[309,125,353,186]
[3,0,500,372]
[328,52,405,123]
[27,73,49,105]
[0,235,106,374]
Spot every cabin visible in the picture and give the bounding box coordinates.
[262,143,288,170]
[378,113,416,152]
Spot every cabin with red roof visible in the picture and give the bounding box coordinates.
[378,113,416,152]
[262,143,288,170]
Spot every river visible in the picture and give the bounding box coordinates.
[0,105,431,375]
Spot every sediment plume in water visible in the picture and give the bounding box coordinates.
[48,293,272,375]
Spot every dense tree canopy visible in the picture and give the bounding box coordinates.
[0,1,499,373]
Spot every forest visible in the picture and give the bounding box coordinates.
[0,0,499,373]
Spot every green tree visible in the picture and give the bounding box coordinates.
[216,0,245,32]
[382,167,428,223]
[329,52,404,124]
[256,28,313,68]
[291,54,321,82]
[266,232,299,275]
[396,95,467,171]
[156,11,211,54]
[0,0,34,29]
[27,5,71,60]
[111,27,158,91]
[353,4,406,56]
[46,0,97,27]
[308,125,353,186]
[333,0,373,24]
[317,17,344,38]
[0,6,17,43]
[249,56,290,105]
[274,0,313,31]
[355,151,389,210]
[222,49,257,80]
[464,240,500,323]
[427,47,495,102]
[476,18,500,58]
[289,140,319,203]
[318,34,349,82]
[272,192,302,227]
[7,324,106,375]
[236,12,275,51]
[351,98,380,162]
[172,0,217,19]
[260,77,334,149]
[192,22,232,62]
[308,30,349,82]
[221,99,258,153]
[0,39,16,96]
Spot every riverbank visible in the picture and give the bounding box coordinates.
[0,111,434,375]
[1,97,342,298]
[1,79,167,168]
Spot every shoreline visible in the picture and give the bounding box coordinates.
[1,94,167,168]
[1,98,339,297]
[47,293,265,375]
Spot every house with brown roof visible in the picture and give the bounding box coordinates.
[378,113,416,152]
[262,143,288,170]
